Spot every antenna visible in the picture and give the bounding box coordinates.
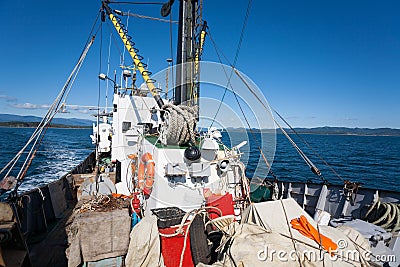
[166,58,173,99]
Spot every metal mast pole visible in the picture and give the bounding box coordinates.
[175,0,185,105]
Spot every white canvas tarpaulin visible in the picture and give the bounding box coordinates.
[201,199,370,266]
[125,215,164,267]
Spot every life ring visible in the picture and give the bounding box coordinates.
[138,153,155,196]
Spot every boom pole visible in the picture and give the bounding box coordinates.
[102,1,164,108]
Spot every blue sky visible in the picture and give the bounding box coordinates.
[0,0,399,128]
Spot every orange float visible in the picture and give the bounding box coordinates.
[290,215,338,253]
[138,153,155,196]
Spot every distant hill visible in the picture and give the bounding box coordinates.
[225,126,400,136]
[0,114,94,127]
[291,127,400,136]
[0,121,91,128]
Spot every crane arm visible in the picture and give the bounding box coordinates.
[102,1,164,108]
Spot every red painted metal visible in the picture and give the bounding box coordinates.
[159,224,194,267]
[205,193,235,220]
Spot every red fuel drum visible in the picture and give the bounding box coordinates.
[159,224,194,267]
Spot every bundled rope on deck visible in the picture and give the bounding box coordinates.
[364,199,400,232]
[77,194,129,213]
[161,104,198,145]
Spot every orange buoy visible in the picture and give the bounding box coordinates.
[290,215,338,253]
[138,153,155,196]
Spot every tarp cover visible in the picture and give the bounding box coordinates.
[199,199,370,266]
[125,215,164,267]
[0,202,14,222]
[66,207,131,267]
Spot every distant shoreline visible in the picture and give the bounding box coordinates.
[224,127,400,136]
[277,132,400,137]
[0,122,91,129]
[0,126,91,129]
[2,121,400,136]
[0,114,94,128]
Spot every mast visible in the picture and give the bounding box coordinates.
[174,0,201,106]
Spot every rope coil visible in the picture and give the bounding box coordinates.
[364,200,400,232]
[160,104,198,145]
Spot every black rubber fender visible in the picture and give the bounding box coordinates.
[189,214,210,265]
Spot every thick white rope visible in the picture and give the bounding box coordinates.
[161,104,198,145]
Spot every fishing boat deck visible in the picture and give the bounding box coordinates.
[28,206,75,267]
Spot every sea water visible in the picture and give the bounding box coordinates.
[0,128,398,192]
[0,128,93,192]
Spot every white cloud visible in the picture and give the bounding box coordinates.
[0,94,17,103]
[67,105,80,110]
[5,98,96,119]
[78,109,89,114]
[11,103,50,109]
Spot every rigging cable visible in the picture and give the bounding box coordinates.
[108,1,164,5]
[210,0,252,128]
[61,40,97,111]
[1,35,97,179]
[210,35,278,180]
[0,10,101,194]
[208,31,327,183]
[274,120,328,184]
[3,36,96,194]
[120,10,130,82]
[106,7,158,87]
[206,1,328,183]
[96,16,104,193]
[233,69,329,184]
[105,33,113,112]
[232,66,335,183]
[272,108,345,183]
[105,21,125,63]
[62,12,104,111]
[115,10,178,24]
[207,25,278,181]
